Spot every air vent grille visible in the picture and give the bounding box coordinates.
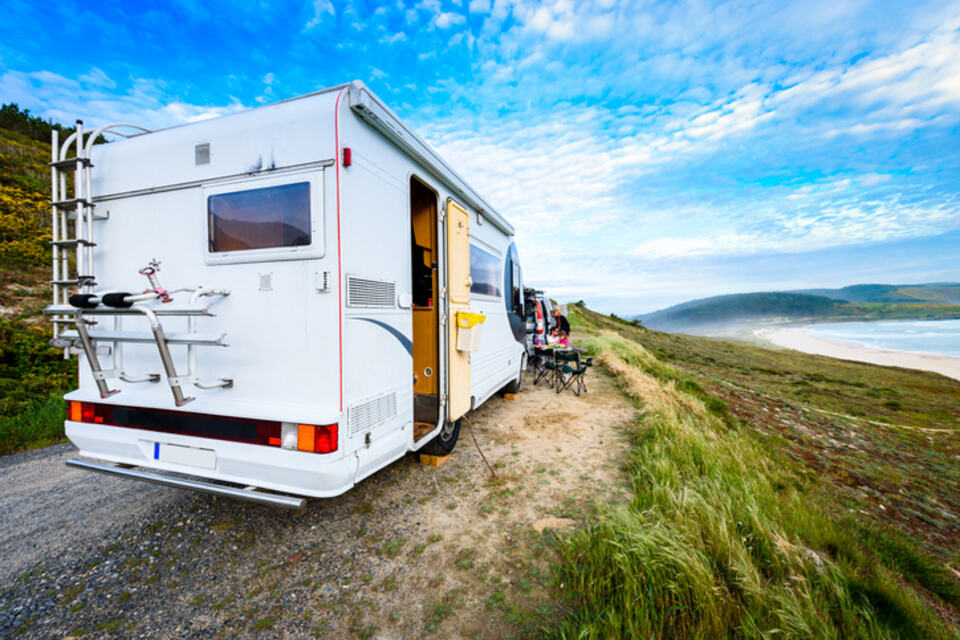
[349,393,397,435]
[346,275,395,308]
[195,143,210,165]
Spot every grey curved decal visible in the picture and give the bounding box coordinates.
[354,317,413,356]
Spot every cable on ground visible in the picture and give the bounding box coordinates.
[463,416,497,478]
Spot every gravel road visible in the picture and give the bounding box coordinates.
[0,444,178,586]
[0,372,634,639]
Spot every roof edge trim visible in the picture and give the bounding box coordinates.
[346,80,514,236]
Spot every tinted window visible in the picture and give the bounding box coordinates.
[503,243,523,315]
[209,182,311,252]
[470,245,501,296]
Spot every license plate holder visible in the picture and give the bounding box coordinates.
[154,442,217,470]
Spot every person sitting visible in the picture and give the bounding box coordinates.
[556,330,570,348]
[546,327,559,346]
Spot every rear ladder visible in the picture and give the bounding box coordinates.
[49,121,151,342]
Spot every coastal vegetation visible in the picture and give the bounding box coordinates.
[549,304,959,638]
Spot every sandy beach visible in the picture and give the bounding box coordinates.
[756,326,960,382]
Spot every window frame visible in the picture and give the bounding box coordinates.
[503,242,523,316]
[203,169,325,266]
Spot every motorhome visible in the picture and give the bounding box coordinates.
[44,81,526,508]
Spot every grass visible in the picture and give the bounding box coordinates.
[252,616,275,631]
[383,537,405,558]
[544,306,960,639]
[94,618,124,633]
[0,390,70,456]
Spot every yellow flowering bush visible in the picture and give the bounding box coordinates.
[0,183,49,267]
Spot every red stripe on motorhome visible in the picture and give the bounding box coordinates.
[334,87,346,413]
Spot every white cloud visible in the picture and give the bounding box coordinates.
[304,0,335,29]
[77,67,116,89]
[0,68,246,131]
[381,31,407,44]
[435,11,466,29]
[468,0,490,13]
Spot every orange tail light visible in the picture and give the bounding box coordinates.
[297,424,338,454]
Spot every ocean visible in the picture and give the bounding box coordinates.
[806,319,960,358]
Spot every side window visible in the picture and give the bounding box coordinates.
[503,242,522,315]
[512,263,522,315]
[469,245,501,296]
[208,182,311,252]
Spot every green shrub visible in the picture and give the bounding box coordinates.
[0,392,68,455]
[0,317,75,416]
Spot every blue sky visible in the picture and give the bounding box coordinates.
[2,0,958,313]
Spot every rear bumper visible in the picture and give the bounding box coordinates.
[66,421,358,498]
[66,458,306,508]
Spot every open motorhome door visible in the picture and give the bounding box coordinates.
[446,199,471,421]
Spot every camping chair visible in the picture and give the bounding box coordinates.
[532,347,557,386]
[574,356,593,395]
[557,353,593,396]
[554,350,580,394]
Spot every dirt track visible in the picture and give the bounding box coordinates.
[0,369,634,639]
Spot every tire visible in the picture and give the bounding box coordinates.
[420,418,461,456]
[502,355,526,394]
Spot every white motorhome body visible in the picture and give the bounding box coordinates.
[45,81,526,507]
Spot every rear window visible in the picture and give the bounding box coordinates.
[208,182,311,252]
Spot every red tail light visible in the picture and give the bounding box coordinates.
[297,424,338,453]
[70,401,103,423]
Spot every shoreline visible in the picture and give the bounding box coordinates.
[755,326,960,382]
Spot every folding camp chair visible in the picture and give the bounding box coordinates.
[574,356,593,395]
[557,353,593,396]
[532,347,556,386]
[554,350,580,394]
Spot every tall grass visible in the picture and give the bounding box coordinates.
[0,392,66,455]
[547,332,955,639]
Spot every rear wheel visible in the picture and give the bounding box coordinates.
[420,418,461,456]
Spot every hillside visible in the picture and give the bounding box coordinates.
[639,291,840,331]
[0,110,76,450]
[552,304,960,638]
[794,283,960,304]
[639,287,960,331]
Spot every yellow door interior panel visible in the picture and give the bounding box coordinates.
[446,198,471,421]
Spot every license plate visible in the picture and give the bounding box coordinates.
[154,442,216,469]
